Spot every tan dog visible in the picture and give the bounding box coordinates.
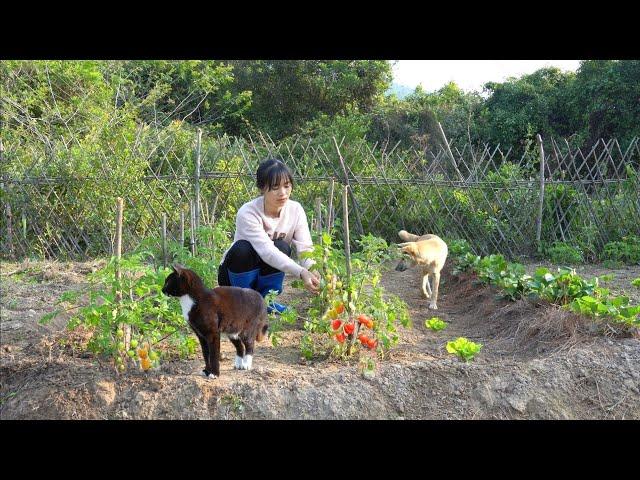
[396,230,448,310]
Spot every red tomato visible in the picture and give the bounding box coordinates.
[331,319,342,331]
[335,333,346,343]
[358,334,369,345]
[367,338,377,349]
[344,323,355,335]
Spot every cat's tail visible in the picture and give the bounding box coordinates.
[256,323,269,342]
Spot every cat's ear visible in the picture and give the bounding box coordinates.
[173,264,186,276]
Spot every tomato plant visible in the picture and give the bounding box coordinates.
[293,230,410,365]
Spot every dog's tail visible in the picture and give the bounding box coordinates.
[398,230,421,242]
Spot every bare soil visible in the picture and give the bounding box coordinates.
[1,258,638,420]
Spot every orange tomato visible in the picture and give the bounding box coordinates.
[140,358,152,370]
[335,303,345,315]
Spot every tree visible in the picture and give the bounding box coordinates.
[225,60,392,139]
[568,60,640,147]
[99,60,252,134]
[479,67,576,154]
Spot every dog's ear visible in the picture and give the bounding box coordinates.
[398,242,417,256]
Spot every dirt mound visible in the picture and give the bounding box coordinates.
[1,260,639,419]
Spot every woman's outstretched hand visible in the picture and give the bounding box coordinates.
[301,269,321,294]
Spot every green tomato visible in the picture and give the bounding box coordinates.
[149,351,159,361]
[116,329,124,338]
[130,339,139,348]
[127,350,136,358]
[117,342,125,351]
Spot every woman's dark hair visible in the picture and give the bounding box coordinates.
[256,158,294,191]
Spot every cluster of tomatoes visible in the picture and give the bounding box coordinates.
[115,328,158,372]
[330,308,377,350]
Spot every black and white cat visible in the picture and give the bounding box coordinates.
[162,264,268,378]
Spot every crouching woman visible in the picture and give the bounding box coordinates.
[218,158,321,313]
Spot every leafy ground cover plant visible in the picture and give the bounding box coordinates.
[446,337,482,362]
[425,317,447,331]
[449,240,639,328]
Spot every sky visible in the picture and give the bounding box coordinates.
[391,60,582,93]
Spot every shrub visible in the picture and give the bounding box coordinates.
[544,242,584,264]
[602,236,640,265]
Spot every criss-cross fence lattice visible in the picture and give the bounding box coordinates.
[1,130,639,261]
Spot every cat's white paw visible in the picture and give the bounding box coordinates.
[234,355,243,369]
[207,373,217,379]
[201,370,217,379]
[240,355,253,370]
[428,303,438,310]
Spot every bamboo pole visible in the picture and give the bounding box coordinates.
[0,140,10,258]
[5,202,13,258]
[114,199,123,294]
[161,213,168,267]
[342,185,358,355]
[211,195,219,225]
[194,128,202,232]
[536,134,546,248]
[437,122,465,182]
[180,210,185,248]
[327,177,335,231]
[190,200,196,256]
[114,197,131,349]
[315,197,322,236]
[332,136,364,236]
